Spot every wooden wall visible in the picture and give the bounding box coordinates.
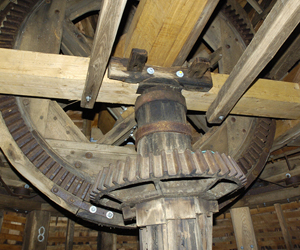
[213,202,300,250]
[0,201,299,249]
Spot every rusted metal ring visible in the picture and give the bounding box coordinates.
[135,89,186,113]
[135,121,192,144]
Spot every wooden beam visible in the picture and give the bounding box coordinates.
[172,0,220,66]
[0,209,3,232]
[274,203,293,250]
[206,0,300,123]
[97,108,136,145]
[230,207,258,250]
[267,29,300,80]
[2,49,300,119]
[246,0,263,14]
[81,0,127,109]
[65,219,75,250]
[122,0,213,67]
[22,210,51,250]
[61,19,92,57]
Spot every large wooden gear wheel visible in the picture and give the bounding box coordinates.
[0,0,275,232]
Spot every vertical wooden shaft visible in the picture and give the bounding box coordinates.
[135,88,213,249]
[135,86,191,157]
[139,212,213,250]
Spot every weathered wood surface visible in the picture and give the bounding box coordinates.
[206,0,300,123]
[61,19,91,57]
[81,0,127,109]
[0,115,78,215]
[121,0,211,67]
[15,0,66,53]
[97,108,136,145]
[65,219,75,250]
[99,232,117,250]
[230,207,258,250]
[172,0,220,66]
[2,49,300,119]
[22,210,51,250]
[274,203,293,250]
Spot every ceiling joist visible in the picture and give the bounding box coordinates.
[1,48,300,119]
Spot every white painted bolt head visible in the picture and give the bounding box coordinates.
[250,245,254,248]
[176,70,184,77]
[86,96,92,102]
[286,173,291,178]
[147,67,155,74]
[106,211,114,219]
[24,184,30,189]
[219,115,224,120]
[89,205,97,214]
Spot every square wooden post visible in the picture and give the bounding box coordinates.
[22,210,51,250]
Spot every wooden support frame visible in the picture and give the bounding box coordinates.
[1,48,300,119]
[81,0,127,109]
[65,219,75,250]
[206,0,300,123]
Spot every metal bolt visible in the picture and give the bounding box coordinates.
[147,67,155,75]
[106,211,114,219]
[176,70,184,78]
[74,161,82,168]
[69,198,75,203]
[86,96,92,102]
[219,115,224,120]
[23,99,30,106]
[241,247,244,250]
[286,173,291,178]
[24,184,30,189]
[85,152,93,159]
[89,205,97,213]
[53,187,58,193]
[250,245,254,248]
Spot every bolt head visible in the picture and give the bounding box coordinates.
[250,245,254,248]
[86,96,92,102]
[53,187,58,193]
[241,247,244,250]
[106,211,114,219]
[24,184,30,189]
[286,173,291,178]
[147,67,155,75]
[74,161,82,168]
[85,152,93,159]
[219,115,224,120]
[176,70,184,78]
[89,206,97,214]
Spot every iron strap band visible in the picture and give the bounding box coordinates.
[135,121,192,144]
[135,89,186,113]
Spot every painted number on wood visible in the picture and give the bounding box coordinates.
[37,226,45,242]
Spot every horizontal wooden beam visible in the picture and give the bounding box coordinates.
[1,48,300,119]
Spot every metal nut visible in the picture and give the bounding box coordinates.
[176,70,184,77]
[147,67,155,75]
[89,205,97,214]
[106,211,114,219]
[86,96,92,102]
